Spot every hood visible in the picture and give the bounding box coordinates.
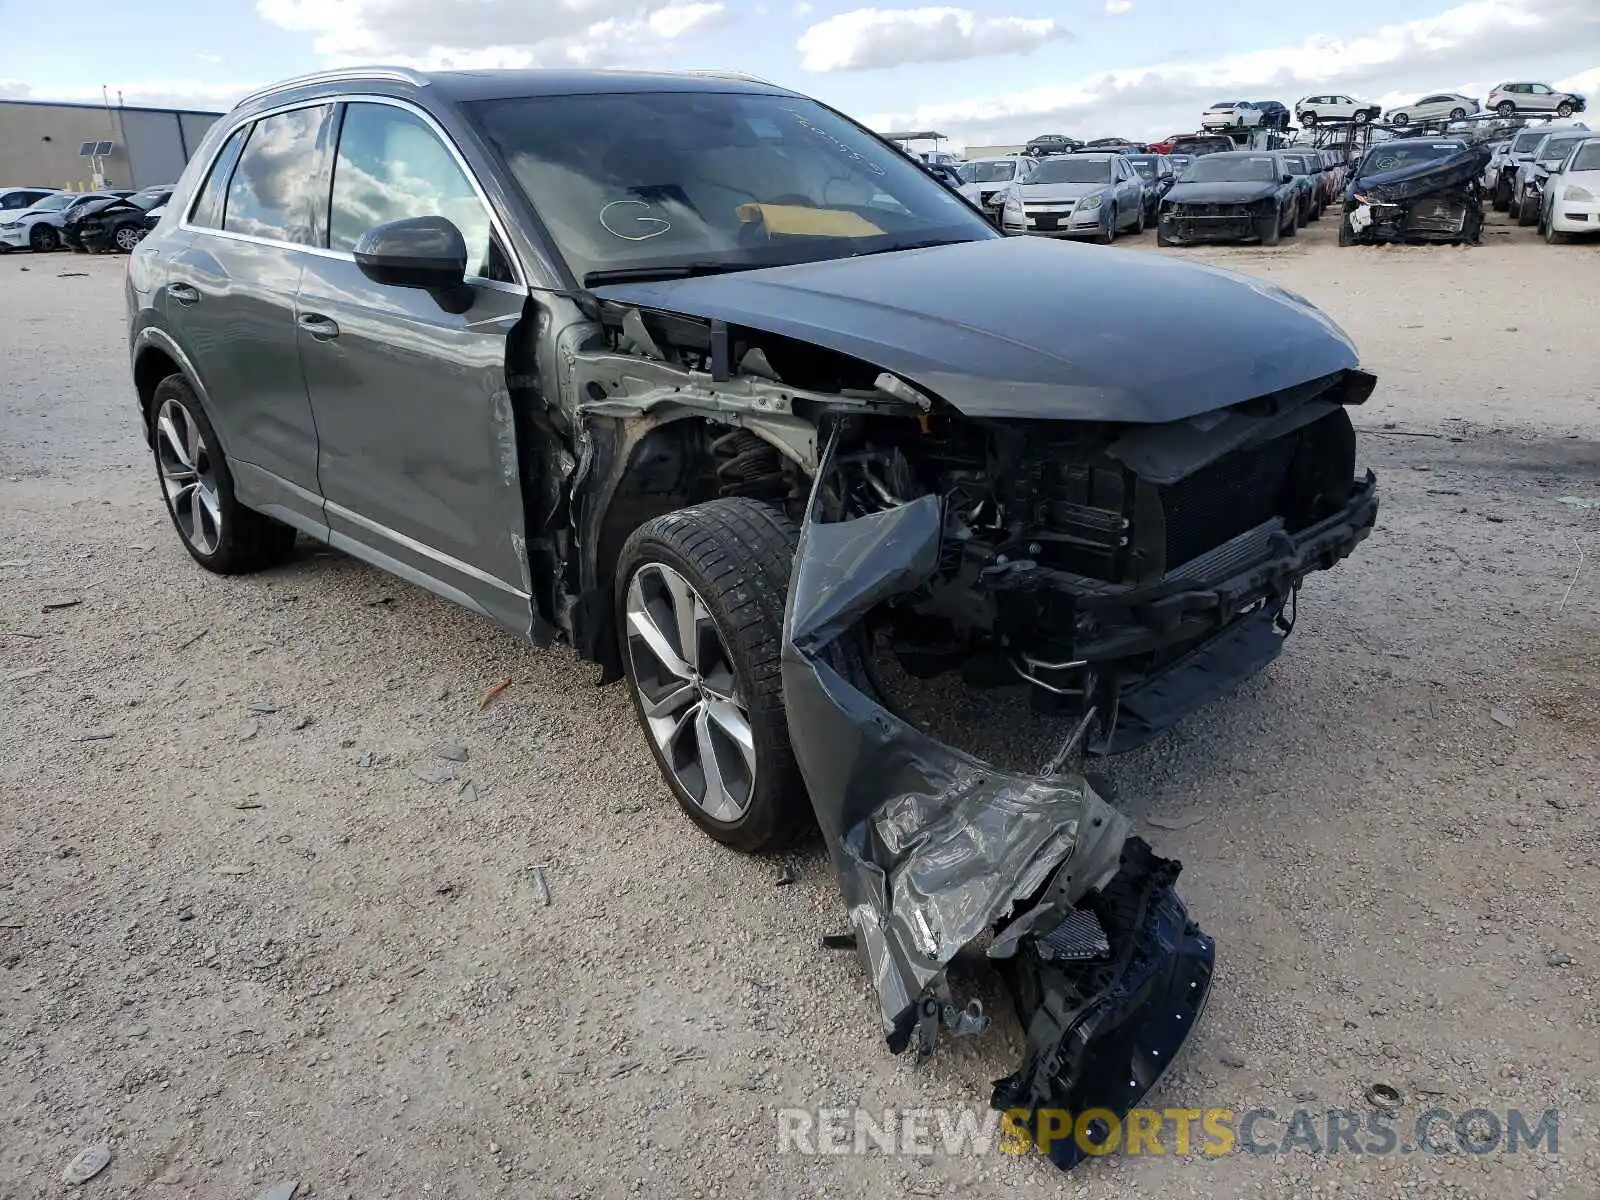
[1164,179,1281,204]
[1355,145,1492,202]
[67,197,120,221]
[1017,182,1107,203]
[590,236,1359,423]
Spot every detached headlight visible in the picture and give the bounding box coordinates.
[1565,185,1594,201]
[1079,193,1103,210]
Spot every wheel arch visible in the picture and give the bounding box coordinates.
[131,331,215,450]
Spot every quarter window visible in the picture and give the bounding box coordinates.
[329,102,509,281]
[189,125,248,229]
[223,105,333,245]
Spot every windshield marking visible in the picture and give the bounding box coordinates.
[599,200,672,241]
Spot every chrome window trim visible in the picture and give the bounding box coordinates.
[233,68,430,111]
[179,92,528,290]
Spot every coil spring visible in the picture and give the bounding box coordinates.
[712,428,789,501]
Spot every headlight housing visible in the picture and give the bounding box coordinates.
[0,221,18,230]
[1079,193,1103,210]
[1002,189,1023,217]
[1565,185,1594,201]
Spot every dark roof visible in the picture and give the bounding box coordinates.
[429,68,793,103]
[0,97,224,117]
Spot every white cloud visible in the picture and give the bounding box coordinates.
[792,0,814,12]
[867,0,1598,141]
[196,52,225,65]
[255,0,730,72]
[798,7,1068,72]
[1104,0,1132,14]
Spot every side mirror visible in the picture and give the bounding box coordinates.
[354,215,472,312]
[1281,173,1295,184]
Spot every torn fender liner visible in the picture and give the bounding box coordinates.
[782,427,1215,1153]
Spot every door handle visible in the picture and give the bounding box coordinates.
[298,313,340,341]
[167,282,200,306]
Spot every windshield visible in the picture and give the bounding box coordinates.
[960,160,1017,182]
[29,192,78,213]
[1359,143,1464,175]
[1027,158,1113,184]
[1569,142,1600,171]
[129,189,168,210]
[1173,138,1232,156]
[1511,131,1546,153]
[470,91,994,284]
[1179,155,1277,183]
[1281,155,1309,174]
[1209,101,1240,109]
[1538,137,1588,163]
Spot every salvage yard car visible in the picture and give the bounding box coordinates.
[1384,93,1480,125]
[1538,135,1600,242]
[1510,128,1596,225]
[1007,151,1147,241]
[1157,150,1301,245]
[65,186,173,252]
[1488,81,1587,119]
[1340,138,1489,246]
[127,67,1380,1165]
[1294,94,1381,126]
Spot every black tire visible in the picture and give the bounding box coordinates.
[1284,205,1299,237]
[615,498,810,853]
[149,374,298,574]
[1156,221,1176,247]
[1258,209,1282,245]
[1497,101,1516,117]
[29,225,58,252]
[1508,190,1521,219]
[1493,179,1510,212]
[1338,216,1355,247]
[1449,108,1466,120]
[1131,203,1146,235]
[1098,205,1117,244]
[1354,110,1372,125]
[1517,193,1538,226]
[1546,219,1565,245]
[1557,101,1574,118]
[1392,113,1409,126]
[1301,111,1317,126]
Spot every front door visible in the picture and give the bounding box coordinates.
[294,98,534,632]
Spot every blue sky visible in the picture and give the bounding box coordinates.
[2,0,1595,144]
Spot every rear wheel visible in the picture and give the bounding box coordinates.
[615,498,810,853]
[150,375,298,573]
[1301,111,1318,126]
[1392,113,1409,126]
[1449,107,1466,120]
[1497,101,1516,117]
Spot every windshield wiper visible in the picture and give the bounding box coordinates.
[583,261,761,287]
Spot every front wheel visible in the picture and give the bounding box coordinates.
[1259,209,1282,246]
[1493,179,1511,212]
[1354,110,1371,125]
[112,224,144,253]
[29,225,59,252]
[150,375,298,573]
[1556,101,1574,118]
[1546,218,1565,245]
[1098,205,1117,244]
[1338,216,1355,247]
[1131,203,1146,235]
[1156,220,1176,247]
[1517,193,1538,226]
[616,498,810,853]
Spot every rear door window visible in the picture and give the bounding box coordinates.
[223,104,334,246]
[328,101,511,282]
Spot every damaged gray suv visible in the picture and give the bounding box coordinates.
[128,67,1378,1166]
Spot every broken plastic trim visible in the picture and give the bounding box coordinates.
[780,424,1214,1083]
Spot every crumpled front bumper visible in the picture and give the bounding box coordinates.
[781,427,1214,1164]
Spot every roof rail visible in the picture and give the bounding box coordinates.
[673,68,779,86]
[233,66,431,110]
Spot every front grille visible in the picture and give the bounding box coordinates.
[1159,436,1298,569]
[1407,198,1467,234]
[1174,203,1247,217]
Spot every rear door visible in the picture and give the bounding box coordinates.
[162,104,334,527]
[293,98,533,630]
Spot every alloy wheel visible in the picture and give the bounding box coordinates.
[624,562,756,823]
[155,396,223,555]
[114,226,144,252]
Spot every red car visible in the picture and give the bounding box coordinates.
[1147,133,1188,155]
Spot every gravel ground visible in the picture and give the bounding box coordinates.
[3,215,1598,1199]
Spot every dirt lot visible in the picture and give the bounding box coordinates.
[3,214,1599,1200]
